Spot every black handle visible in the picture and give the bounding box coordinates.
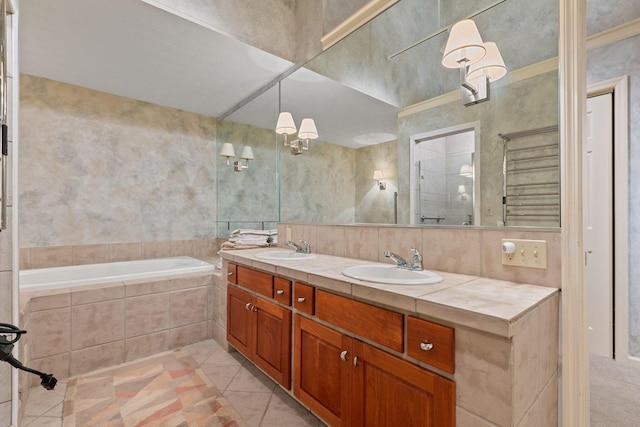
[2,124,7,156]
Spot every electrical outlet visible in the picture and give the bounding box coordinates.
[501,239,547,269]
[286,227,292,242]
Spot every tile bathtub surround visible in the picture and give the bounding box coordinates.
[20,271,218,387]
[20,237,219,270]
[279,223,561,288]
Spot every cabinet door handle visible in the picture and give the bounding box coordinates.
[353,356,359,367]
[252,305,258,312]
[340,350,348,362]
[228,272,234,276]
[276,289,285,295]
[245,302,252,311]
[420,341,434,351]
[297,297,306,303]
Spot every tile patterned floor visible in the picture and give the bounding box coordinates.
[22,340,325,427]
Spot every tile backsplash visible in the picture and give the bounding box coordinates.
[278,223,561,288]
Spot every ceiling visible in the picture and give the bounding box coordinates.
[19,0,400,148]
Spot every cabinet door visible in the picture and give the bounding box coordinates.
[294,314,352,427]
[351,341,455,427]
[227,285,253,358]
[254,296,292,389]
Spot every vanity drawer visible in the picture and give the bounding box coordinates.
[227,263,238,284]
[294,282,315,315]
[274,277,292,306]
[237,266,273,298]
[407,316,455,374]
[315,290,404,353]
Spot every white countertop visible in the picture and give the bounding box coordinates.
[219,248,559,338]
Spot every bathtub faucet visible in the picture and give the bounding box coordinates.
[384,247,423,271]
[286,239,311,254]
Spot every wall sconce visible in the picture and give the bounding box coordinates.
[219,143,254,172]
[458,184,468,200]
[275,112,319,155]
[373,170,386,190]
[442,19,506,106]
[459,164,473,178]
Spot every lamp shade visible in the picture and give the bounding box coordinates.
[372,170,385,180]
[459,164,473,177]
[298,118,319,140]
[239,146,254,160]
[275,112,297,135]
[467,41,507,81]
[442,19,486,69]
[219,142,236,158]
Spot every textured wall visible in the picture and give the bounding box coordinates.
[355,139,397,224]
[587,34,640,357]
[19,75,217,247]
[397,71,559,226]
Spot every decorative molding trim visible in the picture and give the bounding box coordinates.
[588,75,629,366]
[321,0,400,51]
[398,57,558,118]
[587,17,640,51]
[559,0,588,424]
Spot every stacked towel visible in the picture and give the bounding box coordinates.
[219,229,278,251]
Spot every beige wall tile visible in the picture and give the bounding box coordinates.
[212,285,226,328]
[344,226,379,261]
[517,400,540,427]
[125,330,170,361]
[211,322,228,350]
[125,293,171,338]
[142,240,172,259]
[169,321,208,349]
[422,228,482,276]
[109,242,142,262]
[0,211,11,271]
[169,274,211,291]
[538,373,558,427]
[72,244,110,265]
[71,300,125,350]
[30,246,72,269]
[0,402,10,424]
[124,277,171,297]
[512,307,540,423]
[288,224,317,247]
[377,227,423,263]
[171,288,208,327]
[315,225,345,257]
[455,327,511,426]
[29,308,70,359]
[20,247,31,270]
[70,341,125,376]
[171,239,195,257]
[71,282,124,305]
[28,353,70,387]
[28,293,70,312]
[0,364,10,402]
[539,293,559,387]
[456,407,496,427]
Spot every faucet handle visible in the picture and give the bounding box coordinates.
[300,240,311,254]
[410,247,423,270]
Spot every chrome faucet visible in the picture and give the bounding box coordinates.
[286,239,311,254]
[384,247,423,271]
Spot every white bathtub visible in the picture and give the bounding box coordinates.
[19,256,215,292]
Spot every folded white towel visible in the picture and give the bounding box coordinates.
[230,229,278,237]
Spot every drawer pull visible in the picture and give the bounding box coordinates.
[297,297,306,303]
[228,272,234,276]
[340,350,348,362]
[420,341,434,351]
[245,302,252,311]
[276,289,285,295]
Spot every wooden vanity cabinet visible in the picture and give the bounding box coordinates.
[227,284,292,389]
[294,314,455,427]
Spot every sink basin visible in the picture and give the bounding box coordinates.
[255,250,316,261]
[342,264,442,285]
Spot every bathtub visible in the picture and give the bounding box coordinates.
[19,256,215,292]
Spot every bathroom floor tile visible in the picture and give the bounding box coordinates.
[224,391,273,427]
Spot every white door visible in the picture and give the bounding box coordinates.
[584,92,613,358]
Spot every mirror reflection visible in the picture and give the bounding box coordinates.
[217,0,559,230]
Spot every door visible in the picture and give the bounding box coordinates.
[227,285,253,357]
[584,92,613,358]
[294,314,353,427]
[253,296,292,388]
[351,341,455,427]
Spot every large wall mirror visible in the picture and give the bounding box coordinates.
[216,0,559,233]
